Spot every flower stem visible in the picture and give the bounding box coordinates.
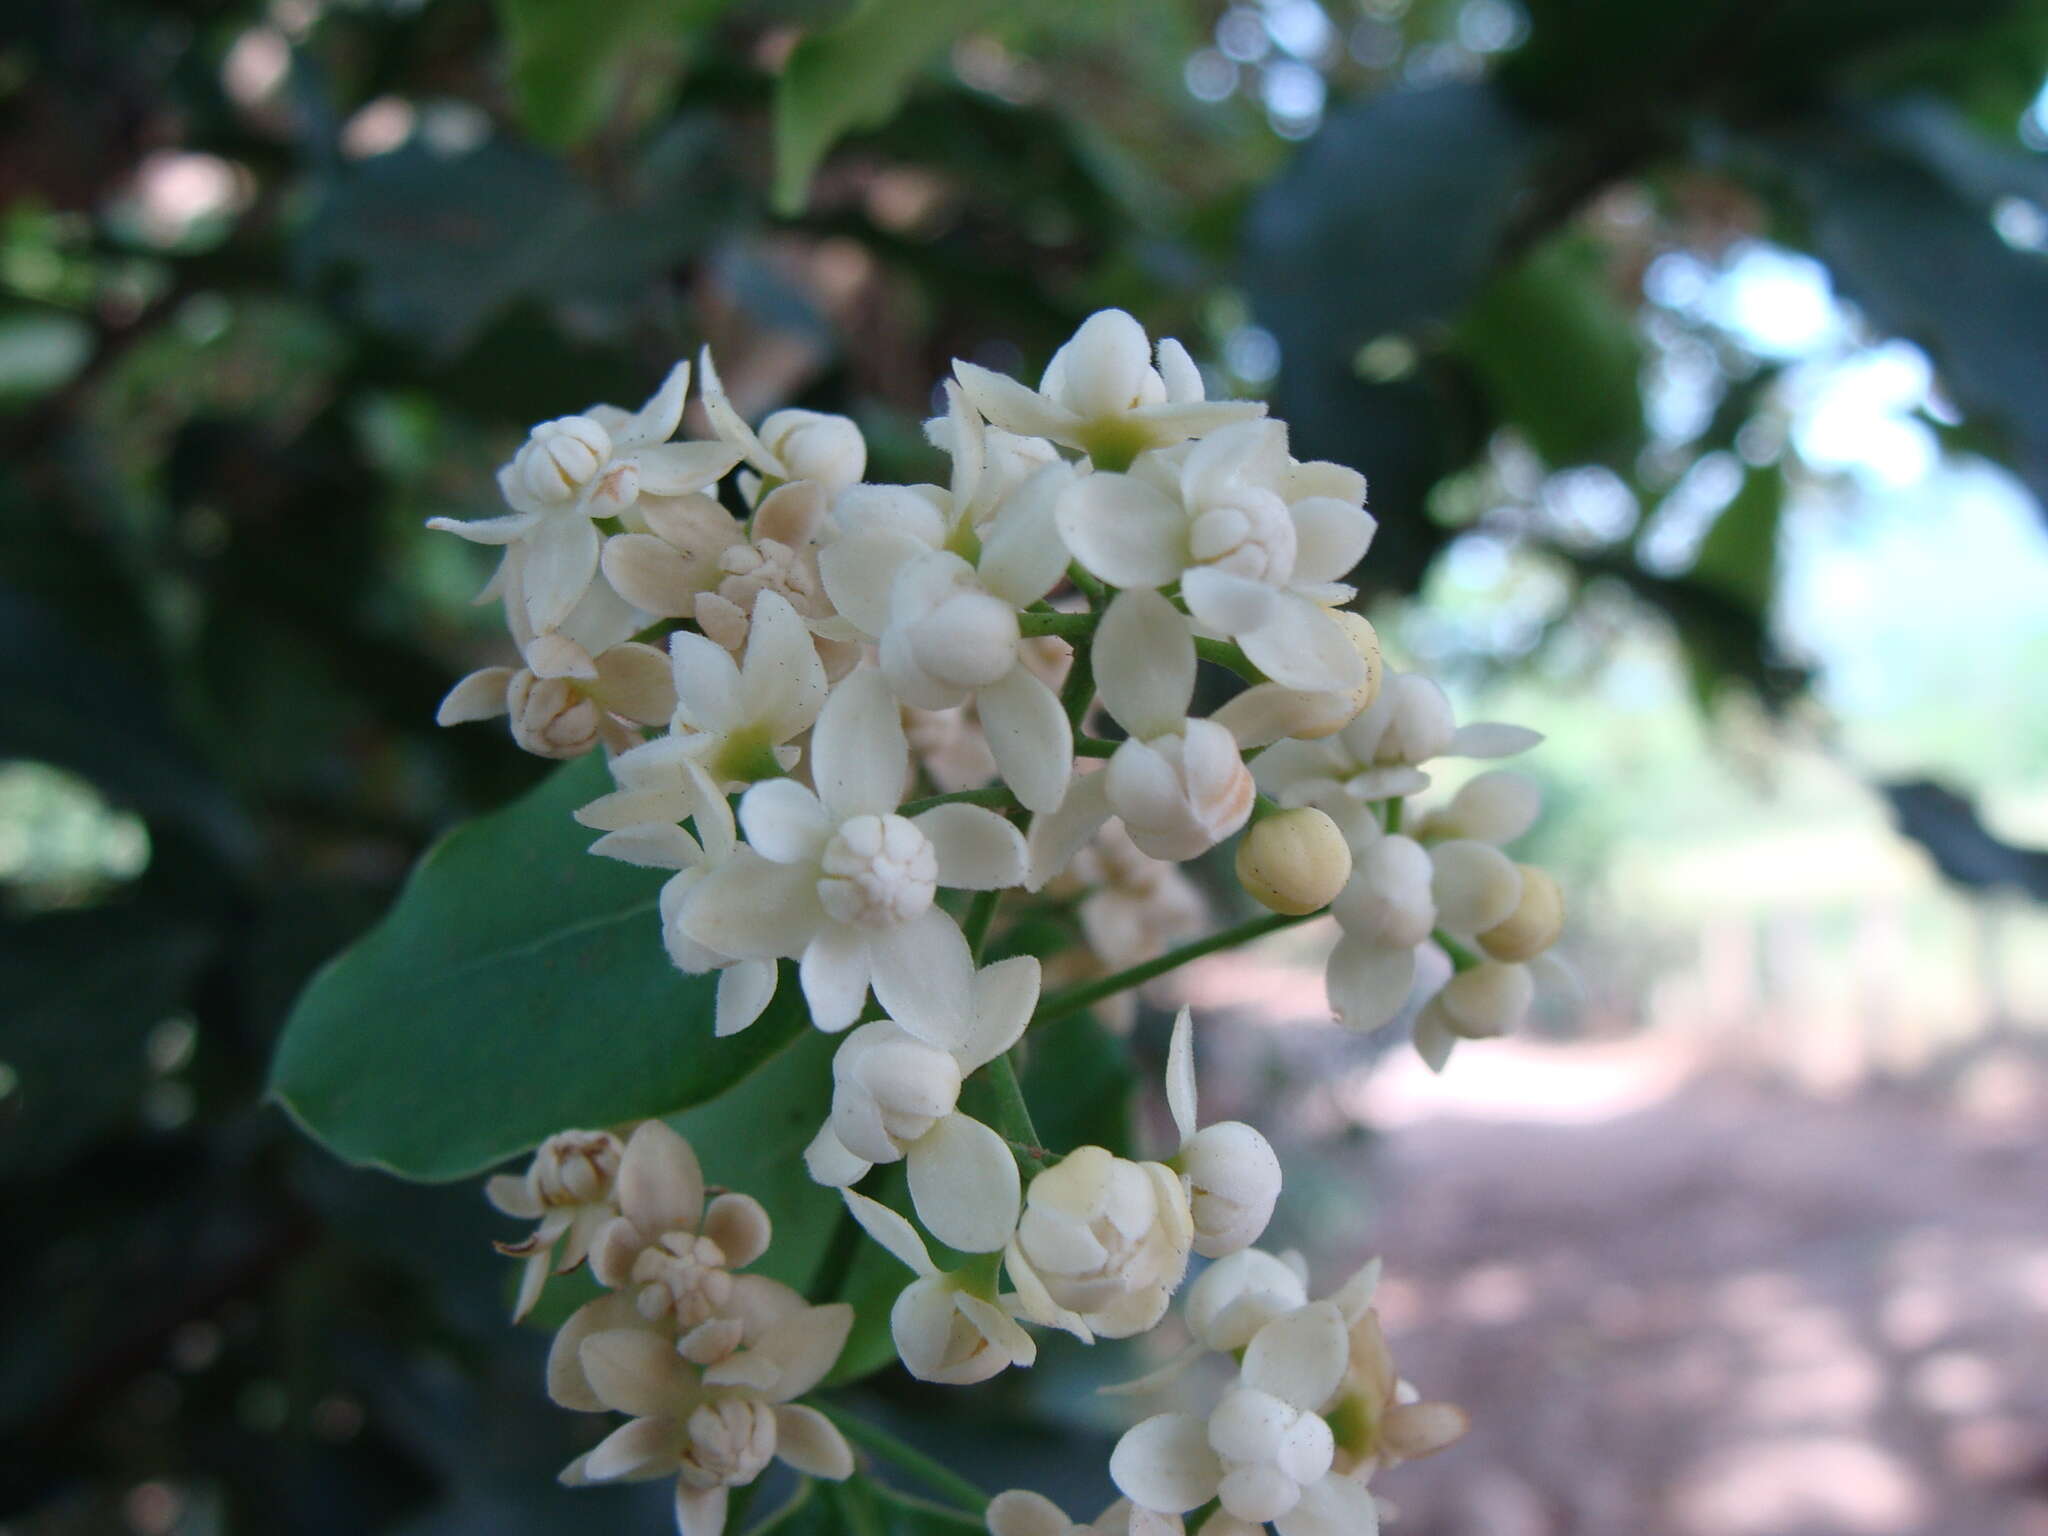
[1074,736,1119,759]
[1059,630,1097,733]
[1193,636,1267,684]
[1435,930,1482,971]
[901,785,1017,817]
[1034,909,1315,1026]
[1067,562,1108,605]
[1382,798,1405,834]
[814,1403,989,1514]
[1019,610,1095,640]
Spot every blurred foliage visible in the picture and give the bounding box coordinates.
[6,0,2048,1529]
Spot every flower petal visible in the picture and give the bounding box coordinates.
[714,958,779,1037]
[1024,768,1112,890]
[738,777,833,865]
[955,360,1078,441]
[843,1189,938,1277]
[1429,840,1521,935]
[976,665,1073,814]
[907,1113,1021,1254]
[978,463,1074,608]
[583,1415,681,1483]
[1240,597,1365,694]
[1242,1300,1349,1413]
[801,924,874,1034]
[668,629,742,734]
[1094,588,1195,741]
[868,907,975,1043]
[522,513,602,636]
[620,360,691,448]
[819,528,926,640]
[1056,474,1189,589]
[1165,1005,1198,1145]
[437,667,514,725]
[1450,720,1544,758]
[617,1119,705,1234]
[774,1403,854,1480]
[986,1490,1071,1536]
[1273,1475,1379,1536]
[1109,1413,1223,1515]
[914,802,1027,890]
[1325,937,1417,1033]
[1182,565,1280,636]
[601,533,700,617]
[674,1483,729,1536]
[546,1293,644,1411]
[580,1329,688,1419]
[678,850,821,959]
[589,641,678,725]
[701,1191,772,1268]
[812,668,910,819]
[632,439,743,496]
[954,954,1041,1071]
[739,589,828,741]
[747,1301,853,1402]
[426,511,538,545]
[1289,496,1376,585]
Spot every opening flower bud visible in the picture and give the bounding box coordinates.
[1178,1120,1281,1257]
[759,409,867,492]
[1236,807,1352,916]
[909,588,1022,690]
[515,416,609,504]
[1476,863,1564,961]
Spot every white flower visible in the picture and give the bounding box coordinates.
[844,1191,1039,1386]
[1257,669,1540,809]
[1185,1248,1312,1353]
[679,668,1027,1033]
[437,552,675,758]
[585,590,828,808]
[1028,589,1255,882]
[804,957,1038,1254]
[1007,1145,1194,1341]
[600,490,745,619]
[1165,1008,1280,1259]
[1310,1257,1470,1482]
[822,438,1077,810]
[1110,1304,1379,1536]
[689,481,860,678]
[485,1130,624,1321]
[985,1489,1183,1536]
[953,309,1262,470]
[587,1122,774,1341]
[1411,959,1535,1071]
[1323,832,1437,1034]
[697,347,867,499]
[429,364,742,637]
[1057,419,1372,692]
[561,1301,854,1536]
[582,756,780,1039]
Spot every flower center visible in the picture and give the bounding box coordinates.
[1189,489,1296,584]
[679,1398,776,1488]
[517,416,610,503]
[817,814,938,928]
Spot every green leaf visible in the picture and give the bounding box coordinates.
[1769,98,2048,513]
[494,0,723,150]
[1457,234,1645,469]
[1690,463,1782,616]
[1020,1008,1133,1160]
[772,0,1003,216]
[270,755,802,1180]
[1244,83,1546,592]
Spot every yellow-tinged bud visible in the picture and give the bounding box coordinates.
[1476,864,1565,962]
[1236,807,1353,916]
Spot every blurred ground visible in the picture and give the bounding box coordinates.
[1180,950,2048,1536]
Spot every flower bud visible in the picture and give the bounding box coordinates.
[908,588,1022,691]
[1375,673,1455,764]
[506,671,603,758]
[1476,863,1564,961]
[1011,1147,1194,1338]
[1330,835,1435,947]
[1106,721,1256,864]
[678,1397,776,1488]
[1186,1249,1309,1352]
[827,1021,964,1165]
[528,1130,623,1207]
[1179,1121,1281,1258]
[1208,1386,1335,1523]
[1236,808,1351,916]
[1423,960,1533,1040]
[758,409,866,493]
[514,416,610,505]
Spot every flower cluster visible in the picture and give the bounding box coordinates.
[443,310,1565,1529]
[494,1123,854,1535]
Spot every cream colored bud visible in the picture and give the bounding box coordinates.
[1236,808,1352,916]
[1323,611,1383,729]
[1426,960,1534,1040]
[678,1397,776,1488]
[515,416,609,504]
[506,671,602,758]
[1179,1120,1282,1257]
[759,409,866,492]
[1476,864,1564,961]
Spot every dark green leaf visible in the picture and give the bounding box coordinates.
[1769,98,2048,513]
[1690,462,1782,615]
[1881,778,2048,900]
[772,0,1003,216]
[271,755,802,1180]
[1020,1009,1133,1161]
[493,0,722,150]
[1457,233,1645,469]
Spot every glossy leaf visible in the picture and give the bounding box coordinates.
[271,755,802,1180]
[1690,463,1782,616]
[493,0,723,150]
